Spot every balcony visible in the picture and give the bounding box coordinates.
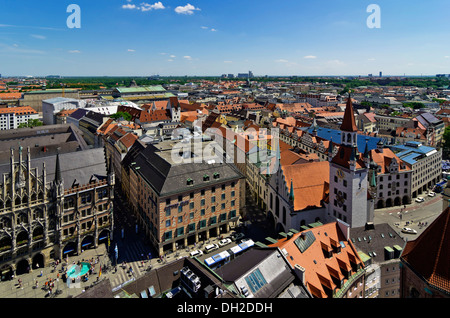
[333,268,365,298]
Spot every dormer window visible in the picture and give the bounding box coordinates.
[187,178,194,186]
[213,172,220,179]
[203,174,210,182]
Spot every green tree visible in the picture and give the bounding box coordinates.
[18,119,43,128]
[443,125,450,151]
[111,111,132,121]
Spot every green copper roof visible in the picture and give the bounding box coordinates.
[116,85,166,93]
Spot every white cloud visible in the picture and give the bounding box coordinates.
[68,50,81,53]
[275,59,289,63]
[122,4,137,9]
[445,56,450,59]
[140,2,165,11]
[223,60,233,63]
[183,55,193,60]
[127,49,136,52]
[170,55,176,58]
[303,55,317,59]
[122,2,165,11]
[167,59,174,62]
[368,58,376,61]
[210,28,217,32]
[30,34,46,40]
[201,26,208,29]
[175,4,200,15]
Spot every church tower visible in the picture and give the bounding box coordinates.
[328,94,373,228]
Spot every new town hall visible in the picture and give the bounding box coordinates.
[0,124,114,280]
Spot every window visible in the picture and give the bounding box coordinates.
[231,191,235,197]
[201,199,205,206]
[178,216,183,223]
[176,227,184,237]
[188,223,195,233]
[166,220,171,227]
[189,212,194,220]
[211,196,216,203]
[245,269,267,294]
[189,202,194,209]
[221,193,226,200]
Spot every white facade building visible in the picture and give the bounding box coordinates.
[0,106,39,130]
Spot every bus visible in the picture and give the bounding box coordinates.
[204,239,255,269]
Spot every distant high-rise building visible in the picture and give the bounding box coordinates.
[249,70,254,78]
[379,71,382,77]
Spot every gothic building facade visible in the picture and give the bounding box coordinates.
[0,146,114,280]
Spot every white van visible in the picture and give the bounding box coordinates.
[204,243,219,254]
[190,249,203,257]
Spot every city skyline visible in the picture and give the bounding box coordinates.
[1,0,450,77]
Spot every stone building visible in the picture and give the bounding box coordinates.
[0,146,114,280]
[127,138,244,256]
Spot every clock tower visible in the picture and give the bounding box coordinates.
[328,94,373,228]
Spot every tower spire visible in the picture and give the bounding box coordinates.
[55,151,62,183]
[340,92,357,132]
[289,179,294,202]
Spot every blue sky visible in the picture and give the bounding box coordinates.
[1,0,450,77]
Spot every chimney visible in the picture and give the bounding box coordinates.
[294,264,306,285]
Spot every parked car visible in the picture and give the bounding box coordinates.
[231,232,245,241]
[204,243,219,254]
[190,249,203,257]
[428,191,436,197]
[402,227,417,234]
[218,238,231,247]
[415,197,424,203]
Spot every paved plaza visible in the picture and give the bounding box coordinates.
[0,193,443,298]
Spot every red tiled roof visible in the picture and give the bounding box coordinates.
[269,222,363,298]
[0,106,37,115]
[282,161,329,211]
[340,97,357,132]
[139,109,171,123]
[331,146,366,170]
[401,207,450,293]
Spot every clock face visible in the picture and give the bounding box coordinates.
[336,169,345,179]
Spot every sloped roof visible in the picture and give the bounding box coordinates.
[282,161,329,211]
[401,207,450,294]
[269,222,363,298]
[340,97,358,132]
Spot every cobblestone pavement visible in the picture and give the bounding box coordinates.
[373,194,443,238]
